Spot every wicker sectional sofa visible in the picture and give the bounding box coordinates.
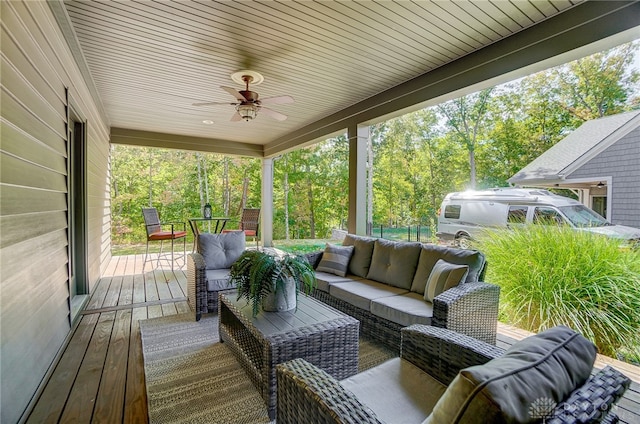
[306,234,499,351]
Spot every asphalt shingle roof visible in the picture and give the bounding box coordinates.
[509,110,640,183]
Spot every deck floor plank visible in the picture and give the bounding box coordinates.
[93,309,132,422]
[58,311,116,423]
[26,313,100,424]
[26,254,639,424]
[124,307,149,423]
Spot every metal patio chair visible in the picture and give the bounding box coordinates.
[142,207,187,269]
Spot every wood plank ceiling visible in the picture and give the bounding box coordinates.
[59,1,637,156]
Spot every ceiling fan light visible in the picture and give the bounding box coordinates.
[237,104,257,121]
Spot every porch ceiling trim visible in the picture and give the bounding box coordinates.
[110,127,263,157]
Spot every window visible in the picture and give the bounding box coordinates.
[533,207,564,225]
[507,206,528,224]
[444,204,461,219]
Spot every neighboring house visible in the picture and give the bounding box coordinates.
[509,110,640,229]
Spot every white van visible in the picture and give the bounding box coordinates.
[436,188,640,248]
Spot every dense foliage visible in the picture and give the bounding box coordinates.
[111,42,638,247]
[476,225,640,358]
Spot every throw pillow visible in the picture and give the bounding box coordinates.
[342,234,377,277]
[316,244,355,277]
[198,231,246,270]
[425,326,597,424]
[410,245,485,294]
[423,259,468,302]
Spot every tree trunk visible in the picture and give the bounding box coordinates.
[196,153,205,210]
[305,163,316,239]
[469,148,477,189]
[222,158,230,216]
[367,131,374,235]
[148,150,153,207]
[283,158,290,240]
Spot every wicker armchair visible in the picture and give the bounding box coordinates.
[276,325,630,424]
[187,231,245,320]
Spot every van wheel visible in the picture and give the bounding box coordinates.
[456,235,471,249]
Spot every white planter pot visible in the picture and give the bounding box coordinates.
[262,278,297,312]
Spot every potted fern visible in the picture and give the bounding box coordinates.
[229,250,316,317]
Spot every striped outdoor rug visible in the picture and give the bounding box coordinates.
[140,313,396,424]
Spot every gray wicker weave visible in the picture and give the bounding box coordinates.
[305,251,500,352]
[276,325,631,424]
[186,252,236,320]
[219,293,359,420]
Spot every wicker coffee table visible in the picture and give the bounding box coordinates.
[219,292,359,419]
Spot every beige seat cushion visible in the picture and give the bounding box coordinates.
[329,279,408,311]
[370,292,433,327]
[314,271,361,293]
[342,358,447,424]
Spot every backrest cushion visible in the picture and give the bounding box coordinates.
[316,244,355,277]
[423,259,469,302]
[366,239,422,289]
[198,231,246,270]
[342,234,377,278]
[411,245,485,294]
[425,326,597,424]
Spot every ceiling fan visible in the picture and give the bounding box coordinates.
[193,70,294,122]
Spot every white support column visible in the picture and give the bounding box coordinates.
[261,157,274,247]
[347,125,368,235]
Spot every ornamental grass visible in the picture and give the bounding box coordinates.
[476,225,640,358]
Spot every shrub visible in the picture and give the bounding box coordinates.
[476,225,640,358]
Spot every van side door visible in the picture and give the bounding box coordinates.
[532,207,567,226]
[507,205,528,228]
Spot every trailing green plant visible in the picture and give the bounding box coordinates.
[229,250,316,317]
[476,225,640,358]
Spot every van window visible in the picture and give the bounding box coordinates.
[444,204,461,219]
[533,207,564,225]
[507,206,528,224]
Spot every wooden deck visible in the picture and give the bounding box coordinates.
[26,254,640,423]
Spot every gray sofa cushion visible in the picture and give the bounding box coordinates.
[314,271,361,293]
[342,234,377,278]
[424,259,469,302]
[316,243,354,277]
[411,245,485,294]
[199,231,246,270]
[329,279,408,311]
[366,239,422,289]
[370,292,433,327]
[342,358,446,424]
[425,326,597,424]
[205,269,232,291]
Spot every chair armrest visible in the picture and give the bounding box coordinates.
[304,250,324,269]
[400,325,504,385]
[549,365,631,424]
[276,358,383,424]
[187,252,207,321]
[432,281,500,344]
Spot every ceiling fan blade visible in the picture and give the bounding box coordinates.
[192,101,236,106]
[261,107,287,121]
[260,95,294,105]
[230,111,243,122]
[222,86,249,102]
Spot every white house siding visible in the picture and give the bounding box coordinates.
[0,2,111,423]
[568,125,640,228]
